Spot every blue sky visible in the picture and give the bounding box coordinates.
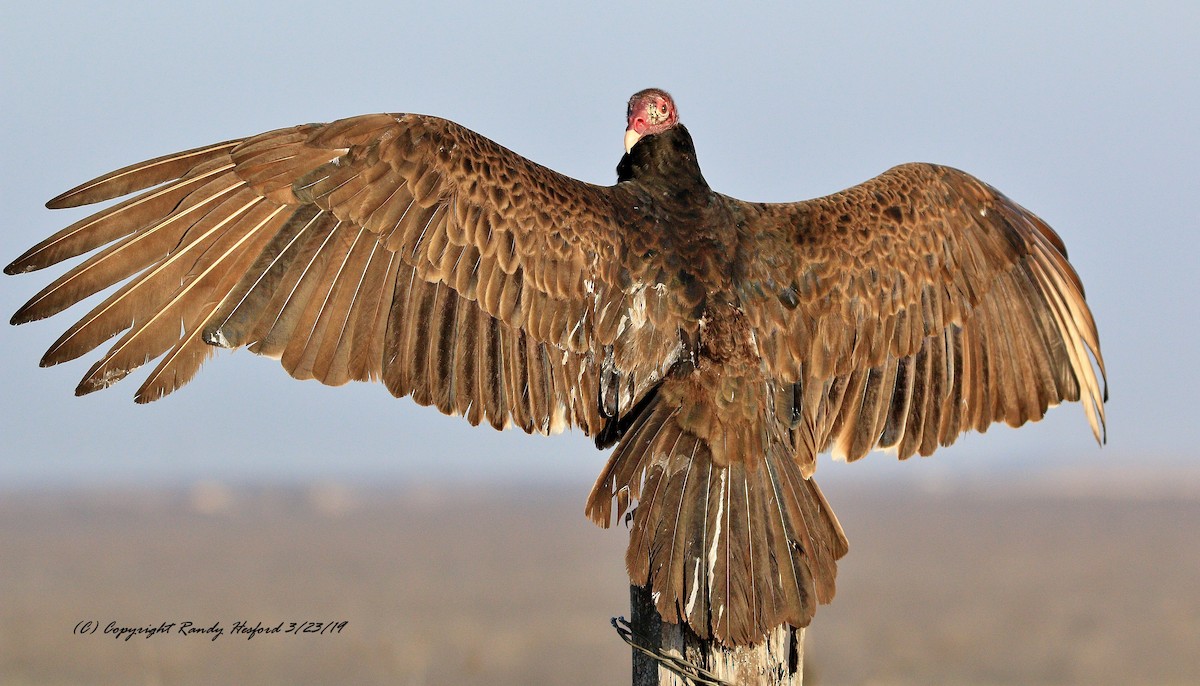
[2,2,1197,487]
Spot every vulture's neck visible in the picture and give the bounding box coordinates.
[617,124,710,194]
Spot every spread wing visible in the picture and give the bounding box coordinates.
[7,114,687,435]
[736,163,1107,474]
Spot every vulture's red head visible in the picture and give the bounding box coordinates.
[625,88,679,153]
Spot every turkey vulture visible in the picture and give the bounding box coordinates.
[7,88,1107,646]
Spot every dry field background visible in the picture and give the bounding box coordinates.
[1,473,1197,685]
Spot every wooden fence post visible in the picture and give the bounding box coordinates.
[627,584,803,686]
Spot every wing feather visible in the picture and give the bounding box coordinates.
[46,141,240,209]
[135,204,292,402]
[737,162,1107,467]
[10,114,690,439]
[37,187,257,368]
[77,196,281,394]
[8,159,236,281]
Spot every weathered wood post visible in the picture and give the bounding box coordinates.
[625,584,803,686]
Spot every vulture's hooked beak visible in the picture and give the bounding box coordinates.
[624,128,641,154]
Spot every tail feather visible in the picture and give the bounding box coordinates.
[586,369,848,646]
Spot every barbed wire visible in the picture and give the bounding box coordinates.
[611,616,736,686]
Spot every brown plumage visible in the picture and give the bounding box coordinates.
[7,88,1107,646]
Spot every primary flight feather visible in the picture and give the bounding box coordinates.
[8,88,1107,646]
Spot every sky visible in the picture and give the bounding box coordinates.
[1,2,1197,488]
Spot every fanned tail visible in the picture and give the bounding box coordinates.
[585,367,848,646]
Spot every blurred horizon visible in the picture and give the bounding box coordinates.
[3,478,1197,685]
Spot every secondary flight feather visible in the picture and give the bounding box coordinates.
[7,88,1107,646]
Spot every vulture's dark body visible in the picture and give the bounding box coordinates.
[8,98,1106,647]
